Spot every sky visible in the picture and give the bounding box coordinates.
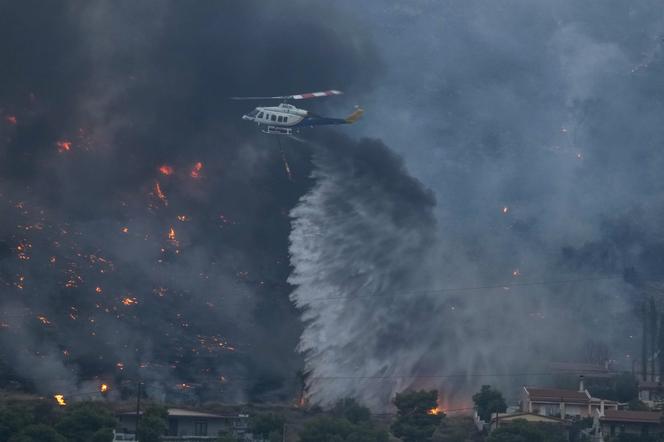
[1,0,664,410]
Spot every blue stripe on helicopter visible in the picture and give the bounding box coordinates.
[293,116,347,127]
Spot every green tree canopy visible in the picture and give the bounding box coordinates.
[472,385,507,422]
[137,405,168,442]
[250,412,285,441]
[487,420,566,442]
[299,416,388,442]
[54,402,116,442]
[8,424,66,442]
[0,405,36,441]
[391,390,443,442]
[331,398,372,424]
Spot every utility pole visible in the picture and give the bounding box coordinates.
[136,381,142,438]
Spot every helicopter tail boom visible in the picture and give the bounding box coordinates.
[344,107,364,124]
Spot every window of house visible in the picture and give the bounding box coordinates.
[271,114,276,121]
[194,421,208,436]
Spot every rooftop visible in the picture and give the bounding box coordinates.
[118,408,247,419]
[524,387,590,403]
[601,410,664,424]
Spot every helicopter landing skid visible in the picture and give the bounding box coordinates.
[263,126,297,135]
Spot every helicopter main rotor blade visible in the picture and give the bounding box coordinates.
[290,90,343,100]
[230,90,342,100]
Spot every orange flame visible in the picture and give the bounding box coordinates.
[56,140,72,153]
[54,394,66,406]
[168,226,176,241]
[154,182,168,206]
[100,383,109,393]
[428,406,443,415]
[190,161,203,178]
[122,297,137,306]
[159,165,174,176]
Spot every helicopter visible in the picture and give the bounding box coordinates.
[232,90,363,135]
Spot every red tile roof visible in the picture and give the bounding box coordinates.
[524,387,590,403]
[601,410,663,424]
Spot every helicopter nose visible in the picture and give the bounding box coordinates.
[242,115,250,120]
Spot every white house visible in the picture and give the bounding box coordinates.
[116,408,250,440]
[521,380,618,419]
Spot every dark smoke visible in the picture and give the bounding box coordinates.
[0,1,379,403]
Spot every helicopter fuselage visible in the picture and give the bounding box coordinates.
[242,103,351,134]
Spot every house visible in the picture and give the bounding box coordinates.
[638,380,664,404]
[521,379,618,419]
[115,408,250,440]
[598,410,664,440]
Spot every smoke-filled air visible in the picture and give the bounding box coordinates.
[2,0,664,414]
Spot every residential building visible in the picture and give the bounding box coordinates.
[638,380,664,404]
[116,408,250,440]
[521,380,618,419]
[598,410,664,440]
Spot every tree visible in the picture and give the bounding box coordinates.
[391,390,443,442]
[0,405,36,441]
[299,416,388,442]
[331,398,371,424]
[137,406,168,442]
[472,385,507,422]
[250,413,285,441]
[54,402,116,442]
[627,399,650,411]
[8,424,66,442]
[487,420,566,442]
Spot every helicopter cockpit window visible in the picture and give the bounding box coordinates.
[247,109,259,117]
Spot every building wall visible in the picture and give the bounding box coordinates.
[601,421,664,439]
[170,417,227,437]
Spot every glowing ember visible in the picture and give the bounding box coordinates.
[37,315,51,325]
[159,165,174,175]
[95,286,102,294]
[512,268,521,277]
[100,383,109,393]
[116,362,125,370]
[56,140,72,153]
[154,182,168,206]
[5,115,17,125]
[122,297,138,306]
[190,161,203,178]
[168,226,176,241]
[502,206,509,214]
[54,394,66,406]
[121,226,129,233]
[428,406,443,415]
[177,215,189,222]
